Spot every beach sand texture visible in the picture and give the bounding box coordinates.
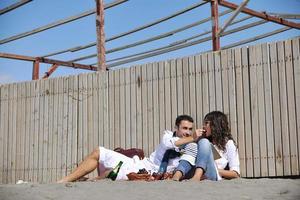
[0,178,299,200]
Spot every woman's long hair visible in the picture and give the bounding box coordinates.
[204,111,234,151]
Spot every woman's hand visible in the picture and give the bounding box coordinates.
[193,129,206,142]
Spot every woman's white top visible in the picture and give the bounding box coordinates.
[214,139,240,180]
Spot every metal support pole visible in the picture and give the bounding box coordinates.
[42,64,59,79]
[219,0,300,29]
[217,0,249,37]
[95,0,106,71]
[32,59,40,80]
[211,0,220,51]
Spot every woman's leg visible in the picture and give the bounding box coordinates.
[191,138,218,181]
[57,147,100,183]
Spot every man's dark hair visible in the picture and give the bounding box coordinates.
[175,115,194,127]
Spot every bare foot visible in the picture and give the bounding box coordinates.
[172,171,182,181]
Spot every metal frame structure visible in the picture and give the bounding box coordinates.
[0,0,299,80]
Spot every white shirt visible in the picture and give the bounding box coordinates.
[214,139,240,180]
[145,130,181,172]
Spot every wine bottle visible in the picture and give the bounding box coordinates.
[106,161,123,181]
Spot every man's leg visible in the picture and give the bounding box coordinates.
[57,147,100,183]
[173,160,192,181]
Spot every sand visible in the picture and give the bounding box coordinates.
[0,178,299,200]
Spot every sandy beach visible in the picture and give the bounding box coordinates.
[0,178,299,200]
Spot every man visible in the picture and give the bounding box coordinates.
[57,115,195,182]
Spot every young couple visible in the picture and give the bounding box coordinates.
[58,111,240,183]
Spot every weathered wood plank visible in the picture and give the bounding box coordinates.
[141,65,148,155]
[233,47,246,177]
[153,62,160,147]
[47,79,54,182]
[147,63,154,154]
[262,43,276,176]
[249,45,261,177]
[135,66,143,150]
[170,59,177,126]
[86,74,94,157]
[195,55,203,127]
[164,61,172,130]
[125,69,131,148]
[31,82,39,183]
[42,80,50,182]
[108,70,115,149]
[61,77,69,178]
[270,42,284,176]
[158,62,166,135]
[278,41,291,176]
[102,72,109,149]
[182,57,190,114]
[119,69,126,148]
[23,82,31,181]
[285,39,298,175]
[93,73,100,149]
[188,56,197,127]
[15,83,24,181]
[291,38,300,175]
[71,76,79,173]
[56,77,64,180]
[201,54,209,115]
[221,50,230,124]
[255,44,268,177]
[130,67,137,147]
[114,70,120,148]
[207,52,216,111]
[214,51,223,111]
[176,59,184,115]
[77,75,83,174]
[228,49,238,145]
[242,46,253,177]
[0,85,9,183]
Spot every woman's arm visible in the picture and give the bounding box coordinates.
[221,140,240,179]
[218,169,239,179]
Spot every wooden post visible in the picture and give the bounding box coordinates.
[95,0,106,71]
[32,59,40,80]
[211,0,220,51]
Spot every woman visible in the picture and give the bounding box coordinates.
[173,111,240,181]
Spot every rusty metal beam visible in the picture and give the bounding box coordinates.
[95,0,106,71]
[211,0,220,51]
[218,0,300,30]
[0,52,97,71]
[32,59,39,80]
[42,64,59,79]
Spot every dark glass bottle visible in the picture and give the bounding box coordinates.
[106,161,123,181]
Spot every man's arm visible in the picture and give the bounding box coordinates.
[174,136,194,147]
[161,131,194,150]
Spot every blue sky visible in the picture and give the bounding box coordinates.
[0,0,299,84]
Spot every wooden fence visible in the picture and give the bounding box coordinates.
[0,37,299,183]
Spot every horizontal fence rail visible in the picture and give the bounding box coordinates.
[0,37,299,183]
